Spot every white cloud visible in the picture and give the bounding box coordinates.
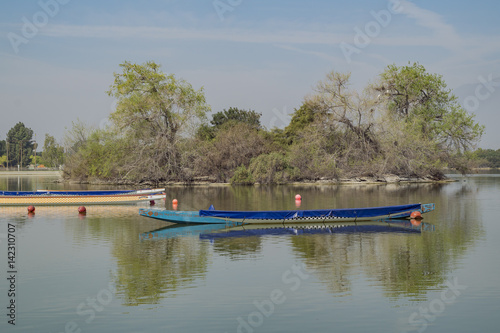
[398,0,462,49]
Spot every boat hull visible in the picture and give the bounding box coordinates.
[139,203,435,225]
[139,209,243,226]
[0,193,166,206]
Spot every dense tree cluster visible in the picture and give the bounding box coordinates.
[61,61,485,184]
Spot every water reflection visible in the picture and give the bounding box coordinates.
[0,175,487,307]
[131,181,483,301]
[140,224,229,240]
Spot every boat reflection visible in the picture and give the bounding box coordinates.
[199,220,435,239]
[140,219,435,241]
[139,223,230,240]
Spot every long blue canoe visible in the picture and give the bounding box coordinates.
[139,203,435,224]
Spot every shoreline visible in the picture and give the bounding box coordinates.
[0,170,62,177]
[0,171,473,185]
[61,174,458,186]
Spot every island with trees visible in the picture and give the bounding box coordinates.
[0,61,491,184]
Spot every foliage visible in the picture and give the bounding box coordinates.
[60,61,486,183]
[194,123,268,182]
[41,134,64,168]
[248,152,299,184]
[6,122,34,167]
[0,155,7,168]
[475,149,500,168]
[373,116,446,178]
[230,165,255,185]
[211,107,261,130]
[106,61,210,183]
[197,107,262,141]
[63,119,91,155]
[306,71,381,155]
[377,62,484,153]
[64,127,129,180]
[283,103,316,144]
[287,121,341,180]
[0,140,6,156]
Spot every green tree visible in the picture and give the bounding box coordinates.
[377,62,484,152]
[0,140,6,156]
[107,61,210,182]
[42,134,64,168]
[475,148,500,168]
[6,122,34,168]
[211,107,261,130]
[283,103,316,144]
[197,107,262,141]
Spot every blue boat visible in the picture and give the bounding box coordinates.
[139,203,435,225]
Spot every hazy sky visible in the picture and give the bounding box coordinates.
[0,0,499,148]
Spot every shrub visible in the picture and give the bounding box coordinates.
[230,165,255,185]
[249,152,299,184]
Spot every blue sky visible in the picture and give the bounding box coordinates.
[1,0,499,148]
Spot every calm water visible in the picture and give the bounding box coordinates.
[1,174,499,333]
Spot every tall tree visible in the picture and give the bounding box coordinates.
[6,122,34,168]
[107,61,210,181]
[377,62,484,152]
[306,71,381,153]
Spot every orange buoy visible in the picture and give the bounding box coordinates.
[27,205,35,213]
[172,199,178,204]
[410,211,422,219]
[78,206,86,214]
[295,194,301,200]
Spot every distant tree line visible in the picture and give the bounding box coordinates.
[0,122,64,169]
[475,149,500,168]
[57,61,485,184]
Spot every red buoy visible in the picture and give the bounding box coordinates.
[410,211,422,219]
[295,194,301,200]
[78,206,86,214]
[172,199,178,204]
[27,205,35,213]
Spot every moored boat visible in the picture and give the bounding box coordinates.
[0,188,166,206]
[139,203,435,225]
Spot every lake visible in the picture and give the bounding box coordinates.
[1,174,499,333]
